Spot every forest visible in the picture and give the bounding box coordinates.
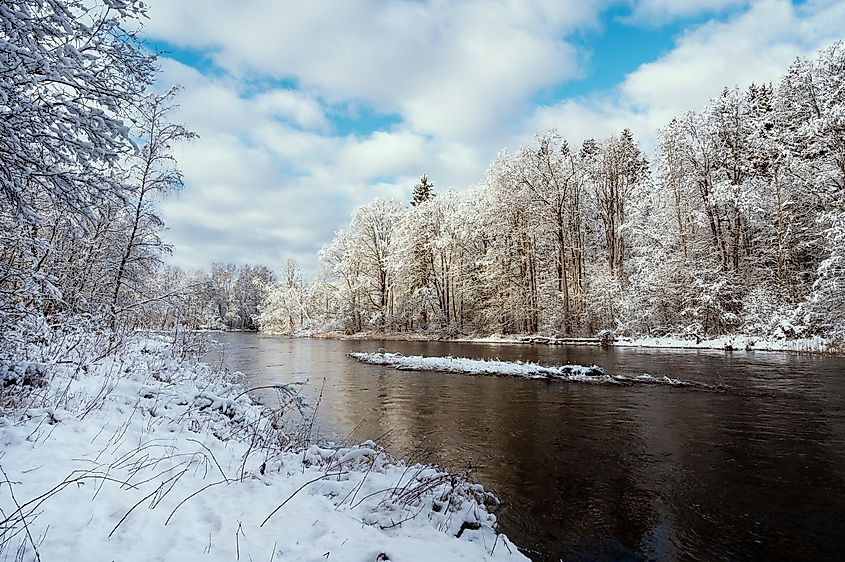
[164,43,845,344]
[2,8,843,363]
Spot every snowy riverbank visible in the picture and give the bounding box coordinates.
[614,335,840,354]
[310,330,841,355]
[0,335,527,561]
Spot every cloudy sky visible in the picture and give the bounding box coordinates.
[141,0,845,273]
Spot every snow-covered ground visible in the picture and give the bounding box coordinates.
[313,331,841,355]
[310,331,442,341]
[615,335,840,354]
[0,336,527,561]
[348,352,704,388]
[452,333,841,354]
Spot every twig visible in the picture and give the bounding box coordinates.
[186,438,230,483]
[108,471,183,537]
[0,465,41,562]
[164,479,227,526]
[260,472,345,527]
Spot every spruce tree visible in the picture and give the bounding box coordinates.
[411,174,435,206]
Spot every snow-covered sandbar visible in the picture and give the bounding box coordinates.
[348,352,703,387]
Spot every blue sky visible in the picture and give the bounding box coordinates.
[139,0,845,273]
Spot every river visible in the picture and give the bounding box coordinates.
[209,332,845,561]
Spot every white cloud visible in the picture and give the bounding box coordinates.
[532,0,845,150]
[622,0,844,112]
[155,60,490,272]
[146,0,845,273]
[143,2,612,272]
[529,97,661,149]
[144,0,600,141]
[253,90,328,131]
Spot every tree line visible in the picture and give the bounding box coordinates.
[257,43,845,341]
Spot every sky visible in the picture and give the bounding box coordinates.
[140,0,845,274]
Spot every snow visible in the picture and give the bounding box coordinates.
[615,335,839,354]
[0,336,528,562]
[347,352,698,387]
[324,332,840,355]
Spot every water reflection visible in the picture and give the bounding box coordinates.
[209,334,845,561]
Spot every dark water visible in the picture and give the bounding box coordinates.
[209,333,845,561]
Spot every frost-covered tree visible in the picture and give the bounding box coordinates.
[807,214,845,338]
[0,0,178,343]
[782,42,845,336]
[320,229,365,332]
[349,199,403,329]
[0,0,154,221]
[391,190,467,331]
[406,176,437,327]
[109,88,195,328]
[259,41,845,344]
[585,128,648,281]
[508,132,583,333]
[256,260,308,334]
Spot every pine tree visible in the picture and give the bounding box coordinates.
[411,174,435,206]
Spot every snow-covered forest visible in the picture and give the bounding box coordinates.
[0,0,191,343]
[152,263,278,330]
[249,44,845,343]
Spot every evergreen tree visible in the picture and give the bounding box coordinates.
[411,174,435,206]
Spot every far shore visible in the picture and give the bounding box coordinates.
[303,330,842,356]
[162,328,842,356]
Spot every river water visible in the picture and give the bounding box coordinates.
[209,333,845,561]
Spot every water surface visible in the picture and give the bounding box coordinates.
[210,333,845,561]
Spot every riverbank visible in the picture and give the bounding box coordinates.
[309,330,842,355]
[615,334,840,354]
[0,334,527,561]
